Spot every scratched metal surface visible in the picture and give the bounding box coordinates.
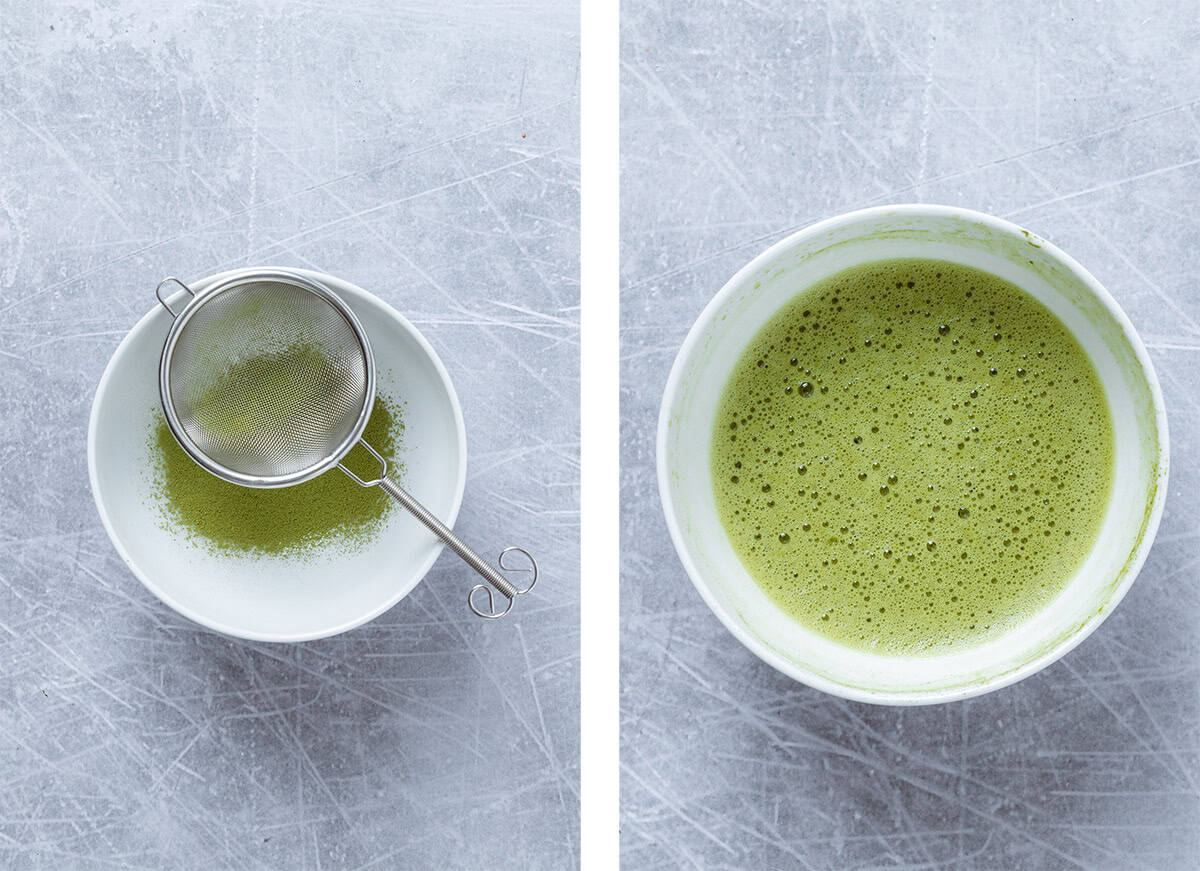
[0,2,578,868]
[621,2,1199,868]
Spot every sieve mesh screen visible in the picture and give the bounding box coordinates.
[163,278,370,482]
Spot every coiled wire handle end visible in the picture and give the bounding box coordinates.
[468,547,538,619]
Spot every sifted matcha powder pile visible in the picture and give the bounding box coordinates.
[148,394,405,557]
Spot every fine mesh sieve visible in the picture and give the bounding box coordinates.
[155,270,536,619]
[159,273,373,486]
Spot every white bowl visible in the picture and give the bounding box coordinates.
[658,205,1169,704]
[89,267,466,642]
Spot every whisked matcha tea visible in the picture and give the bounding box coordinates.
[711,259,1114,655]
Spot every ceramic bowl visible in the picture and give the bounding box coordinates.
[658,205,1168,704]
[89,267,466,642]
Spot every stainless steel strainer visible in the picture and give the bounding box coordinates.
[155,270,537,619]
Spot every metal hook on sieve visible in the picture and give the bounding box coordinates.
[338,439,538,620]
[155,277,196,319]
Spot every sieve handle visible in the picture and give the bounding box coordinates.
[338,439,538,619]
[377,477,537,618]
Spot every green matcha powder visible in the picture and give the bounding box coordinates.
[148,394,405,557]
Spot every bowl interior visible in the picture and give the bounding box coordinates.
[660,207,1167,703]
[89,267,466,642]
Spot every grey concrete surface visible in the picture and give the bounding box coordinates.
[621,2,1199,868]
[0,2,578,868]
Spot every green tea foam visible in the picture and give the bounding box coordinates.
[711,259,1114,655]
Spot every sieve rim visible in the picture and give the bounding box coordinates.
[157,267,376,488]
